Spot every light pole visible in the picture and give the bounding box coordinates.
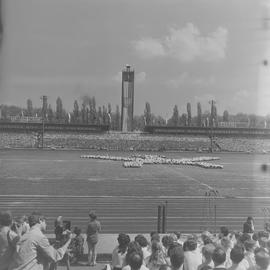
[41,95,47,149]
[209,100,216,152]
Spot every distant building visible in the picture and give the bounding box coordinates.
[218,121,249,128]
[9,115,42,123]
[121,65,134,132]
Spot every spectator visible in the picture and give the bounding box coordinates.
[86,210,101,266]
[243,217,254,234]
[8,211,71,270]
[255,250,270,270]
[0,210,19,270]
[220,237,232,268]
[241,240,256,270]
[145,241,167,270]
[123,242,148,270]
[69,227,84,264]
[112,233,130,270]
[11,215,30,236]
[169,246,184,270]
[198,244,215,270]
[212,247,227,270]
[129,252,144,270]
[183,238,202,270]
[173,232,183,246]
[135,235,151,264]
[228,246,245,270]
[161,235,174,263]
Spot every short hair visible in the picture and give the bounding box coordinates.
[220,226,229,237]
[258,231,269,239]
[128,252,143,270]
[28,211,45,227]
[202,244,215,261]
[244,239,256,252]
[170,246,184,269]
[230,246,244,264]
[126,241,143,265]
[252,233,259,241]
[174,231,181,239]
[239,233,251,244]
[203,236,213,245]
[118,233,131,254]
[212,247,226,266]
[220,237,231,250]
[259,237,268,248]
[184,239,197,251]
[89,211,97,220]
[135,234,148,248]
[73,226,82,236]
[162,235,174,249]
[151,233,160,242]
[0,211,13,226]
[255,250,270,270]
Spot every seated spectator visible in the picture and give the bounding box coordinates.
[129,251,145,270]
[198,244,215,270]
[254,249,270,270]
[183,238,202,270]
[135,234,151,264]
[228,246,245,270]
[220,237,232,268]
[145,241,167,270]
[69,227,84,264]
[212,247,227,270]
[243,217,254,234]
[241,240,256,270]
[161,235,174,263]
[258,237,268,252]
[0,210,20,270]
[112,233,131,270]
[174,231,183,246]
[8,211,72,270]
[123,242,148,270]
[169,246,184,270]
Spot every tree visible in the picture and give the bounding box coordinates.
[56,97,63,121]
[144,102,152,126]
[26,99,33,116]
[47,104,54,122]
[171,105,179,126]
[115,105,120,130]
[73,100,80,123]
[102,105,107,124]
[181,113,187,126]
[223,110,229,122]
[89,97,97,124]
[81,103,86,124]
[97,106,103,124]
[197,102,202,127]
[187,102,192,126]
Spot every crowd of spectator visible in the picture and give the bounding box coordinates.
[1,131,270,153]
[3,209,270,270]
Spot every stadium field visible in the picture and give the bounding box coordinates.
[1,149,270,233]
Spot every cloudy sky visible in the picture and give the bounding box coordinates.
[0,0,269,117]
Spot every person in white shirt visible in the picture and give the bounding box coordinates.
[183,238,202,270]
[228,246,246,270]
[212,247,227,270]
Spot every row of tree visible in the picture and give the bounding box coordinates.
[0,96,269,129]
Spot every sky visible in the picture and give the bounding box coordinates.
[0,0,269,118]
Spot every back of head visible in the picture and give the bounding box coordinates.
[73,226,82,236]
[244,239,256,252]
[135,234,148,248]
[89,210,97,220]
[0,210,12,226]
[118,233,131,253]
[28,211,44,227]
[221,237,231,250]
[220,226,229,237]
[202,244,215,261]
[170,246,184,269]
[184,238,197,251]
[128,251,143,270]
[174,231,181,240]
[162,235,174,249]
[212,247,226,266]
[258,231,269,239]
[230,246,245,265]
[151,233,160,243]
[255,250,270,270]
[126,241,143,265]
[239,233,251,244]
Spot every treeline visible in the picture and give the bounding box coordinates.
[0,96,269,130]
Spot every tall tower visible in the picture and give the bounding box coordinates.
[121,65,134,132]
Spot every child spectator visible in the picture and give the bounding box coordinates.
[169,246,184,270]
[145,241,167,270]
[69,227,84,264]
[112,233,130,270]
[135,234,151,264]
[198,244,215,270]
[183,238,202,270]
[241,240,256,270]
[212,247,227,270]
[255,249,270,270]
[228,246,245,270]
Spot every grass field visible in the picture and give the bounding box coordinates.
[1,149,270,233]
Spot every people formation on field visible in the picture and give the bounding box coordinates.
[1,211,270,270]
